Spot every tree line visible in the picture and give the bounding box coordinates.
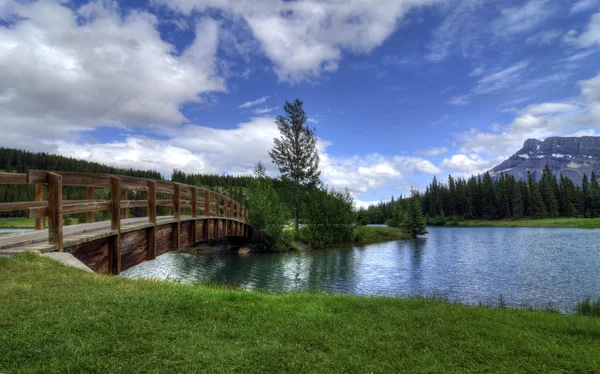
[361,166,600,225]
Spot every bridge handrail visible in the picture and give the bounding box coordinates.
[0,170,248,252]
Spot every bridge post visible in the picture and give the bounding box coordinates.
[34,184,45,230]
[147,180,156,260]
[191,187,197,244]
[120,189,128,219]
[223,196,228,236]
[204,190,210,240]
[174,184,180,250]
[109,176,121,274]
[47,173,63,252]
[86,187,95,223]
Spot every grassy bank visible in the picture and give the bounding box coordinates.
[0,218,35,228]
[2,254,600,372]
[353,225,411,244]
[448,217,600,229]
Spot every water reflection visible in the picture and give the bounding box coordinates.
[121,227,600,310]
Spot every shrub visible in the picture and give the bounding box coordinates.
[302,188,355,248]
[247,163,290,252]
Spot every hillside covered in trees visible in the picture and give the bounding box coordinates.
[363,166,600,225]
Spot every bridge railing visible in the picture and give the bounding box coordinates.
[0,170,248,252]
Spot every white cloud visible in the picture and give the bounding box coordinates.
[154,0,442,82]
[492,0,555,36]
[0,0,224,147]
[252,107,277,114]
[239,96,270,109]
[473,61,529,94]
[416,147,449,156]
[440,154,499,174]
[448,95,470,106]
[526,29,562,46]
[565,12,600,48]
[571,0,599,14]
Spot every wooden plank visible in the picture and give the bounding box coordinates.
[62,201,111,215]
[86,187,95,224]
[119,176,149,191]
[191,187,197,218]
[120,200,147,209]
[174,184,180,250]
[0,172,27,184]
[155,180,174,192]
[121,189,128,219]
[0,201,47,212]
[35,184,45,230]
[110,176,121,274]
[28,170,112,188]
[204,191,210,239]
[148,181,157,225]
[223,197,228,236]
[156,199,174,207]
[48,173,63,252]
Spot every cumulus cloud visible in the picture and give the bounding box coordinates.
[0,0,224,146]
[154,0,441,82]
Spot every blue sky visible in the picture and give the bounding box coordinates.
[1,0,600,207]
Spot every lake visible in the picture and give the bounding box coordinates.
[121,226,600,311]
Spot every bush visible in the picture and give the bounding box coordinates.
[247,163,290,252]
[302,188,355,248]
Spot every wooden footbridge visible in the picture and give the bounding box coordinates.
[0,170,249,274]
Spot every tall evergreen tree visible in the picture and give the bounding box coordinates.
[269,99,321,234]
[401,191,428,238]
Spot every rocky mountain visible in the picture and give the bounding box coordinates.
[490,136,600,184]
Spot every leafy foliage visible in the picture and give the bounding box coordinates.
[269,99,321,232]
[246,163,289,252]
[302,188,355,248]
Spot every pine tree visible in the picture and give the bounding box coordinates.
[269,99,321,234]
[401,191,428,238]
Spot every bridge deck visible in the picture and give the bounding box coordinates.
[0,216,242,254]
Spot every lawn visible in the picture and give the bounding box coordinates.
[452,217,600,229]
[1,253,600,372]
[0,218,36,228]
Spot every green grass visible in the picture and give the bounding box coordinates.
[450,217,600,229]
[576,297,600,318]
[0,218,35,228]
[2,254,600,372]
[353,225,411,243]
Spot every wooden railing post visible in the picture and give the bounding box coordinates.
[204,190,210,241]
[191,187,197,244]
[47,173,63,251]
[174,184,180,249]
[223,196,228,236]
[121,189,128,219]
[147,180,156,260]
[86,187,95,223]
[34,184,45,230]
[110,176,121,274]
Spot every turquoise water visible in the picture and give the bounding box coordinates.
[121,227,600,310]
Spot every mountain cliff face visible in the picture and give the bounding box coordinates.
[490,136,600,183]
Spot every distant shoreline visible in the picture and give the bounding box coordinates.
[436,217,600,229]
